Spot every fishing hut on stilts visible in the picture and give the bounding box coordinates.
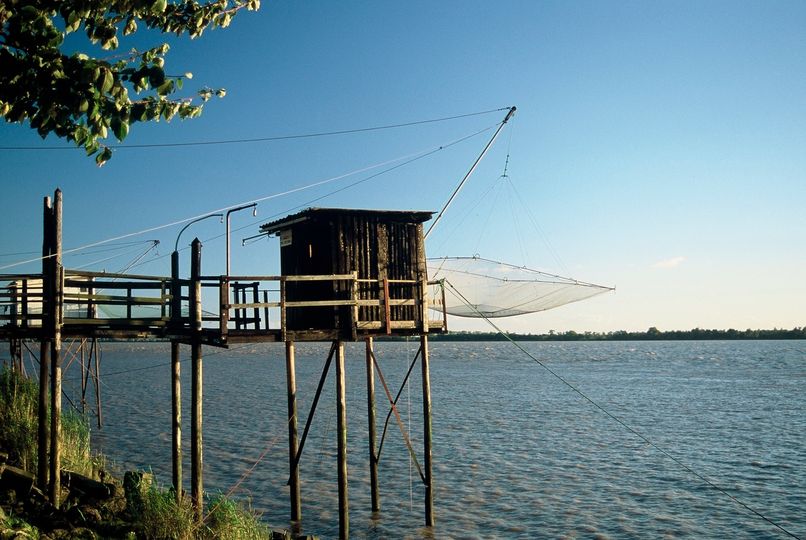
[258,208,443,537]
[0,192,448,539]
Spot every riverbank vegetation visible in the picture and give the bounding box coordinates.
[0,366,274,539]
[419,326,806,342]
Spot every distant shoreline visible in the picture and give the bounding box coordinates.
[386,327,806,342]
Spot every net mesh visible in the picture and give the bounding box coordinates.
[428,256,613,318]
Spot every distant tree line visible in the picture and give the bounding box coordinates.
[417,326,806,342]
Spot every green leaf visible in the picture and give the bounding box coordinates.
[101,69,114,93]
[124,17,137,36]
[95,147,113,166]
[111,117,128,141]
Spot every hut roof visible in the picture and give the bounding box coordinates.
[260,207,434,235]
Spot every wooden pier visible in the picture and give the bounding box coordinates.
[1,191,447,538]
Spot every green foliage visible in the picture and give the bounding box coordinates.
[61,410,98,477]
[204,493,271,539]
[0,0,260,165]
[0,366,38,470]
[129,482,270,540]
[0,366,98,477]
[134,482,196,540]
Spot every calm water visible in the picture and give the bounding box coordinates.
[52,340,805,538]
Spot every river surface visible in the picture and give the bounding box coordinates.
[59,340,805,538]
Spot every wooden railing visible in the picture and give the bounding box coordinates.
[2,270,447,340]
[210,273,446,340]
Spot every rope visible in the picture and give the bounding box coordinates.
[443,280,802,540]
[0,107,510,151]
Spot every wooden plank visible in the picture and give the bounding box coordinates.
[356,321,418,330]
[64,293,166,305]
[285,274,356,282]
[356,299,415,307]
[64,279,167,290]
[67,269,172,281]
[227,301,280,310]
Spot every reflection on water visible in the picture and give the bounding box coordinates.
[70,340,805,538]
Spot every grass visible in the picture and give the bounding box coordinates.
[0,365,40,470]
[1,366,272,539]
[0,365,98,477]
[128,478,271,539]
[204,493,272,539]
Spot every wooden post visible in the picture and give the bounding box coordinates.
[285,341,301,522]
[335,341,349,539]
[365,337,380,512]
[38,196,52,491]
[80,341,87,414]
[49,189,63,507]
[93,339,102,429]
[171,340,182,502]
[420,334,434,526]
[37,339,49,490]
[190,238,203,520]
[170,250,182,502]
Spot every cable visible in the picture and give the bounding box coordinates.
[0,107,510,151]
[121,124,496,272]
[0,124,496,272]
[443,280,802,540]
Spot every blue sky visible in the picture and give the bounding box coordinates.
[1,1,804,333]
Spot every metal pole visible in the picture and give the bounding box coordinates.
[425,106,516,239]
[285,341,301,522]
[225,203,257,276]
[365,337,380,512]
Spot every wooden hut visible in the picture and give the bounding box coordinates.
[260,207,437,340]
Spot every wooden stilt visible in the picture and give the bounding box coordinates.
[365,337,380,512]
[49,315,62,506]
[38,195,52,492]
[335,341,349,540]
[80,341,87,415]
[420,334,434,526]
[169,250,182,501]
[93,339,102,429]
[37,338,49,491]
[49,189,63,507]
[285,341,301,522]
[171,340,182,502]
[190,238,203,520]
